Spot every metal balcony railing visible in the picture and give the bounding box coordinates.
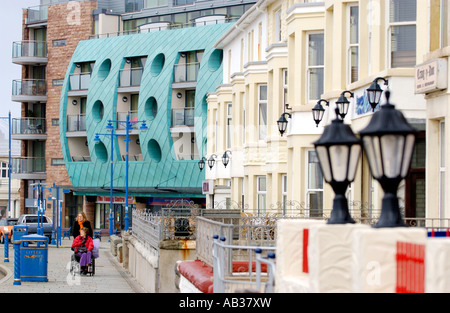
[171,107,194,127]
[12,118,46,135]
[11,157,45,174]
[67,114,86,131]
[173,62,200,83]
[12,79,46,97]
[69,73,91,91]
[119,68,143,87]
[117,111,139,129]
[26,5,48,24]
[12,41,47,59]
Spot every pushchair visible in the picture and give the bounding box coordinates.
[69,238,100,276]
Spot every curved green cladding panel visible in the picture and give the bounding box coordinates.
[59,24,231,194]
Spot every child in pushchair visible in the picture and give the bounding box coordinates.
[71,227,95,275]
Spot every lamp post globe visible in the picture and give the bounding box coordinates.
[366,77,389,112]
[208,155,217,170]
[358,90,416,228]
[335,91,354,120]
[312,100,328,127]
[222,151,231,168]
[277,113,291,136]
[313,108,362,224]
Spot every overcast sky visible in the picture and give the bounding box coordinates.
[0,1,41,119]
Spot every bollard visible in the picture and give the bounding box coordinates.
[4,232,9,263]
[13,241,20,285]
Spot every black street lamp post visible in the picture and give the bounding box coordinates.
[277,113,291,136]
[358,90,416,228]
[313,108,362,224]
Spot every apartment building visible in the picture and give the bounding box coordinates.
[12,0,256,230]
[206,0,429,221]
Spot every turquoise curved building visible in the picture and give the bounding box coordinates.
[60,23,231,217]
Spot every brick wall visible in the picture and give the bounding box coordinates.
[45,1,97,224]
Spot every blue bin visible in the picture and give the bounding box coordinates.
[20,234,48,282]
[13,225,28,243]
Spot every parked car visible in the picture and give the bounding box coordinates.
[0,218,18,244]
[17,214,53,242]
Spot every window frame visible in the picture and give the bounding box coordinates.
[306,31,325,103]
[258,84,268,141]
[347,3,359,84]
[305,149,324,217]
[256,176,267,215]
[387,0,417,68]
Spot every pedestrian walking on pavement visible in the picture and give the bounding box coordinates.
[72,212,93,238]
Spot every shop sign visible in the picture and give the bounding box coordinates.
[202,180,214,195]
[97,196,134,204]
[415,58,447,94]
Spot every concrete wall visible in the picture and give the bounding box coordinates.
[116,233,196,293]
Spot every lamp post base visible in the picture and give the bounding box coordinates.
[327,194,355,224]
[373,193,407,228]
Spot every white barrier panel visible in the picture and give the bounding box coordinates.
[275,219,325,293]
[352,227,427,293]
[308,224,370,293]
[425,238,450,293]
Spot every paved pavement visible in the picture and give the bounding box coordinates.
[0,238,145,293]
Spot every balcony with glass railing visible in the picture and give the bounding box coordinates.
[118,68,143,92]
[66,114,86,132]
[11,157,46,180]
[12,41,48,65]
[12,79,47,102]
[117,111,140,130]
[68,73,91,95]
[11,118,46,140]
[173,62,200,85]
[26,5,48,24]
[171,108,195,127]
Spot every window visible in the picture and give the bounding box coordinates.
[283,69,288,108]
[282,174,287,215]
[275,9,282,42]
[242,92,246,144]
[257,176,266,215]
[0,162,8,178]
[440,120,445,219]
[258,85,268,140]
[389,0,417,68]
[348,4,359,83]
[226,103,232,149]
[174,0,194,6]
[51,158,65,166]
[441,0,449,48]
[145,0,168,9]
[306,150,323,217]
[307,32,324,102]
[52,39,66,47]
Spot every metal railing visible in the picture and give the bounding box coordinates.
[88,17,239,40]
[67,114,86,131]
[12,41,47,59]
[12,79,46,97]
[212,235,276,293]
[26,5,48,24]
[173,62,200,83]
[117,111,139,129]
[11,157,45,174]
[69,73,91,91]
[11,118,46,135]
[131,200,201,250]
[119,68,143,87]
[171,108,195,127]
